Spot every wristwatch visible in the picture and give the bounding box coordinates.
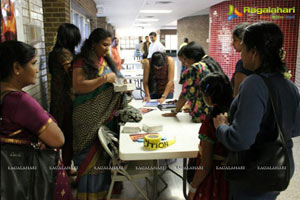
[161,94,166,98]
[189,184,197,193]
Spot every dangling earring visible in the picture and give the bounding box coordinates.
[16,72,20,75]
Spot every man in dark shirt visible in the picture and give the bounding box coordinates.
[141,36,150,59]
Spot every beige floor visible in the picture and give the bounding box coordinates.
[111,137,300,200]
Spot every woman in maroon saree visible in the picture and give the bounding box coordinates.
[0,40,73,200]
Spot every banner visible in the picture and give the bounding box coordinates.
[1,0,17,42]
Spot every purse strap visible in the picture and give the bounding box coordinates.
[259,75,286,147]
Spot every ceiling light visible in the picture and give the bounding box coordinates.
[155,1,173,5]
[140,10,172,14]
[136,18,159,22]
[134,23,152,26]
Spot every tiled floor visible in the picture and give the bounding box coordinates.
[110,137,300,200]
[111,159,187,200]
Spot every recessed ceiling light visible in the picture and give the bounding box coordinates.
[136,18,159,22]
[140,10,172,14]
[155,1,173,4]
[134,23,152,26]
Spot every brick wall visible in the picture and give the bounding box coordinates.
[177,15,209,53]
[72,0,97,31]
[209,0,300,80]
[72,0,97,16]
[21,0,48,109]
[97,17,108,29]
[42,0,71,59]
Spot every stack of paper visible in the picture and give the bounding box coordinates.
[122,123,142,133]
[143,123,163,133]
[114,83,136,92]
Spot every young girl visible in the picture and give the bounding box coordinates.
[188,72,233,200]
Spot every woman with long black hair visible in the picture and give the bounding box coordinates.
[49,23,81,171]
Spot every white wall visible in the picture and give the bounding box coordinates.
[14,0,48,109]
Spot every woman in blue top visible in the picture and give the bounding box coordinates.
[214,22,300,200]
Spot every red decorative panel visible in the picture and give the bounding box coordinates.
[209,0,300,82]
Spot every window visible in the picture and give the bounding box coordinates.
[119,36,139,50]
[71,10,91,52]
[165,35,177,51]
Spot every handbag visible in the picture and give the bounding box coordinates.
[0,91,59,200]
[225,76,290,192]
[1,143,59,200]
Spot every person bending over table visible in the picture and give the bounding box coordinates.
[143,51,174,104]
[162,42,224,123]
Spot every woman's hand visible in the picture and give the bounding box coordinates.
[162,112,177,117]
[144,96,151,102]
[187,191,195,200]
[158,96,165,104]
[213,113,229,129]
[105,73,116,83]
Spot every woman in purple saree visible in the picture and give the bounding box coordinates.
[0,40,73,200]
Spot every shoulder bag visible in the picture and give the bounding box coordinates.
[224,76,290,192]
[0,91,59,200]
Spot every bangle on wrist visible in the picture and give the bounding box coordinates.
[161,94,166,98]
[189,184,197,193]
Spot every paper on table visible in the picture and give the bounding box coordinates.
[143,123,163,132]
[122,123,142,133]
[144,101,159,107]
